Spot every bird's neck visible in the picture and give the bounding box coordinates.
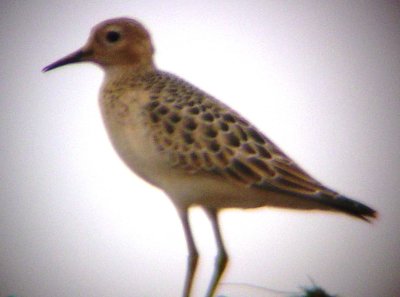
[103,63,156,82]
[101,63,158,96]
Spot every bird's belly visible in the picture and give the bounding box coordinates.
[99,97,168,187]
[105,122,168,187]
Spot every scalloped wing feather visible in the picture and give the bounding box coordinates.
[139,72,376,220]
[142,72,335,200]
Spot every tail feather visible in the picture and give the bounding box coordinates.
[316,193,377,222]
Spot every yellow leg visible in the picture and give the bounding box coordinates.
[204,208,228,297]
[177,207,199,297]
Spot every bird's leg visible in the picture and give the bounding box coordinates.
[177,207,199,297]
[204,208,228,297]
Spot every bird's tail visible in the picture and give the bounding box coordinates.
[314,193,377,222]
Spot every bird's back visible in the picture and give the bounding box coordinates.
[99,69,376,220]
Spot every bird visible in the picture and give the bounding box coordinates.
[43,17,377,297]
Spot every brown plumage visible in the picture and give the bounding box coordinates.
[43,17,377,297]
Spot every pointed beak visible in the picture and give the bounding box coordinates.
[42,48,93,72]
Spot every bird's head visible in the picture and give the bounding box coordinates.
[43,17,155,72]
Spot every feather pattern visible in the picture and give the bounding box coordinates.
[131,71,377,220]
[142,72,335,195]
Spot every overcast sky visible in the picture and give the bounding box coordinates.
[1,1,399,297]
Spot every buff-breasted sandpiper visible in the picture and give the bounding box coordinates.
[43,17,377,297]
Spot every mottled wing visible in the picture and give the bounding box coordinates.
[143,73,333,197]
[141,72,376,221]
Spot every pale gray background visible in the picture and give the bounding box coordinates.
[1,1,399,297]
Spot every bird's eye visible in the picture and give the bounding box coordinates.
[106,31,121,43]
